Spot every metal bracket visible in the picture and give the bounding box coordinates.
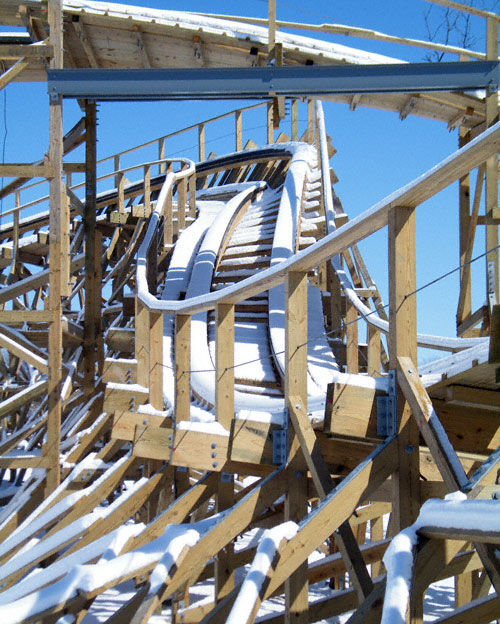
[377,369,397,437]
[273,408,289,465]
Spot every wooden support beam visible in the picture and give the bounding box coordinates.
[0,163,55,177]
[0,57,30,91]
[83,100,99,396]
[388,205,420,531]
[285,271,309,623]
[175,313,191,422]
[264,437,398,600]
[397,357,469,491]
[149,311,163,410]
[72,16,99,68]
[457,165,485,325]
[485,17,499,309]
[216,303,234,430]
[289,397,374,603]
[0,330,48,373]
[46,0,64,495]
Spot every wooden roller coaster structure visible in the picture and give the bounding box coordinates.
[0,1,499,622]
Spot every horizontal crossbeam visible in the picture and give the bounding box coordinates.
[47,61,500,101]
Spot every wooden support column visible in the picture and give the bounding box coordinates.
[135,299,149,389]
[198,123,205,162]
[367,325,380,377]
[45,0,64,494]
[291,99,298,141]
[149,312,163,410]
[285,271,309,624]
[388,206,420,532]
[83,100,100,396]
[175,313,190,422]
[235,110,242,152]
[346,299,358,373]
[215,303,234,430]
[485,17,499,310]
[458,127,472,327]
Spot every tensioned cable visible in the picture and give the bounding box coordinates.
[137,242,499,376]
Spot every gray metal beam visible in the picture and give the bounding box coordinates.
[47,61,500,101]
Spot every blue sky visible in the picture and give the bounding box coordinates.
[0,0,494,347]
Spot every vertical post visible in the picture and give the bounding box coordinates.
[144,164,150,216]
[215,303,234,430]
[268,0,276,59]
[175,313,191,422]
[267,101,274,145]
[458,127,471,327]
[485,17,499,312]
[149,311,163,410]
[291,99,298,141]
[135,299,149,388]
[235,110,242,152]
[45,0,64,494]
[114,154,120,191]
[285,271,309,624]
[345,299,358,373]
[198,123,205,162]
[367,325,381,377]
[388,206,420,531]
[189,171,196,219]
[83,100,98,396]
[178,175,186,233]
[158,137,166,174]
[307,99,314,144]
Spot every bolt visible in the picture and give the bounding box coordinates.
[296,471,303,479]
[408,369,413,374]
[143,419,148,425]
[405,445,414,454]
[211,452,217,458]
[211,443,217,449]
[212,462,218,468]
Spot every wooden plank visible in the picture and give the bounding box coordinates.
[0,253,84,305]
[103,383,149,412]
[0,43,54,59]
[489,304,500,363]
[112,410,169,442]
[324,383,380,438]
[102,358,137,384]
[418,525,500,544]
[446,385,500,411]
[0,455,51,469]
[0,378,48,418]
[0,163,54,177]
[430,593,500,624]
[0,310,52,322]
[0,329,48,373]
[132,424,229,472]
[229,418,276,465]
